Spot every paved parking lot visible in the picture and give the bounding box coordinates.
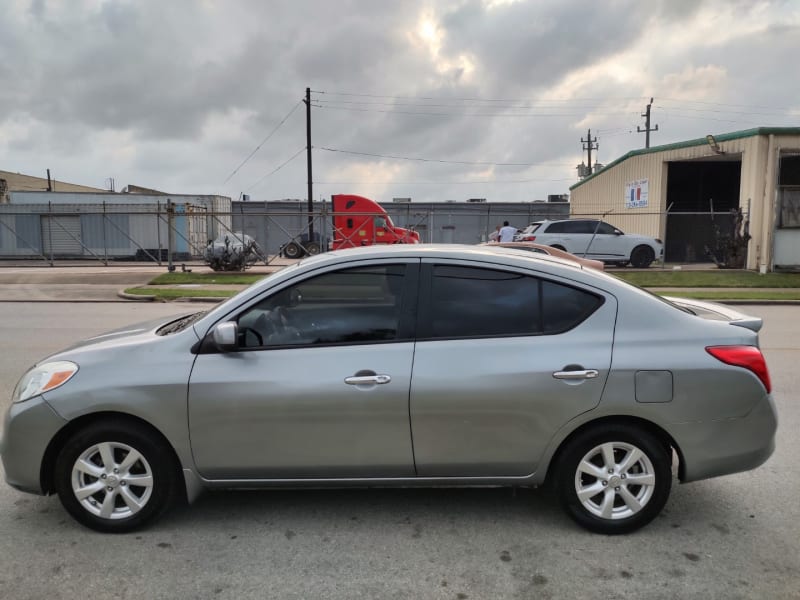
[0,302,798,599]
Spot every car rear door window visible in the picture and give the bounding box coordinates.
[421,265,603,339]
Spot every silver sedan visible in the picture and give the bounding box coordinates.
[1,245,777,534]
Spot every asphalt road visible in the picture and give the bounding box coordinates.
[0,303,798,600]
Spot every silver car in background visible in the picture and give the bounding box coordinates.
[1,245,776,534]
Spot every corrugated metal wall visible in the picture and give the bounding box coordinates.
[570,133,800,268]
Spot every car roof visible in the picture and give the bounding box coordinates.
[295,242,581,268]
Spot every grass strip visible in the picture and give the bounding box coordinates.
[150,270,800,289]
[656,290,800,301]
[615,270,800,288]
[124,287,239,300]
[149,273,264,285]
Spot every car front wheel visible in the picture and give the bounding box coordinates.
[630,245,655,268]
[555,424,672,534]
[54,419,179,533]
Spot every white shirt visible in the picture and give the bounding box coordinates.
[499,225,516,242]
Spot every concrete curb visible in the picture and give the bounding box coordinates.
[116,289,230,303]
[117,290,156,302]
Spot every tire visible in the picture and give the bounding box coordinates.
[283,242,303,259]
[554,424,672,534]
[305,242,321,255]
[54,419,179,533]
[630,245,655,268]
[550,244,567,252]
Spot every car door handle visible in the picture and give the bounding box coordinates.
[552,369,599,380]
[344,374,392,385]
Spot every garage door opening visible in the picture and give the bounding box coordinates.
[665,158,742,262]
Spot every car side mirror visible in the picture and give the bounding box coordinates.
[212,322,239,352]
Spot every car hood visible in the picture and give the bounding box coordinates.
[664,297,763,332]
[42,313,200,359]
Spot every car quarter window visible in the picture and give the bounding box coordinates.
[421,265,603,339]
[236,264,411,348]
[541,279,604,333]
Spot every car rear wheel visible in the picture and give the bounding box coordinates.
[630,245,655,268]
[550,244,567,252]
[54,419,178,533]
[305,242,321,255]
[555,424,671,534]
[283,242,303,259]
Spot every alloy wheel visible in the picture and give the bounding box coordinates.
[71,441,154,520]
[573,441,656,520]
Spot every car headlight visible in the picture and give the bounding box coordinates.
[12,361,79,403]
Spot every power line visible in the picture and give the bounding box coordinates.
[245,147,306,192]
[657,97,798,111]
[314,98,621,110]
[316,178,574,185]
[315,90,650,104]
[222,100,302,184]
[318,146,574,167]
[318,90,799,113]
[313,104,636,118]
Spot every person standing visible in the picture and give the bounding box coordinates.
[498,221,517,242]
[488,224,501,242]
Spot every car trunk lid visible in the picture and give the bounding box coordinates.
[663,296,763,332]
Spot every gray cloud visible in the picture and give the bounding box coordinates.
[1,0,798,202]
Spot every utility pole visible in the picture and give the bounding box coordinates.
[304,87,314,239]
[637,97,659,148]
[581,129,598,175]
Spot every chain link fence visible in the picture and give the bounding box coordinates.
[0,201,748,268]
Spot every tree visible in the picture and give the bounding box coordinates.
[705,207,751,269]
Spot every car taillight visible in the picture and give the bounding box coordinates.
[522,235,536,241]
[706,346,771,393]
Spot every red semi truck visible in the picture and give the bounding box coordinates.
[282,194,420,258]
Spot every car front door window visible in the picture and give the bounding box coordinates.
[237,264,410,349]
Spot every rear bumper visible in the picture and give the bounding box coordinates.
[1,396,66,495]
[670,394,777,483]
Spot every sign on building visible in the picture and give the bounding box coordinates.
[624,179,649,209]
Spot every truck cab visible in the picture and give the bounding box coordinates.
[331,194,420,249]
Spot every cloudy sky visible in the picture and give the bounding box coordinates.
[2,0,799,203]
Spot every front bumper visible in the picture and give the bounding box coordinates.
[1,396,67,495]
[670,394,778,483]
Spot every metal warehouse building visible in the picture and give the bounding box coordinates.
[0,192,231,261]
[569,127,800,271]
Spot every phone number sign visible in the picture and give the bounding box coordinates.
[625,179,649,209]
